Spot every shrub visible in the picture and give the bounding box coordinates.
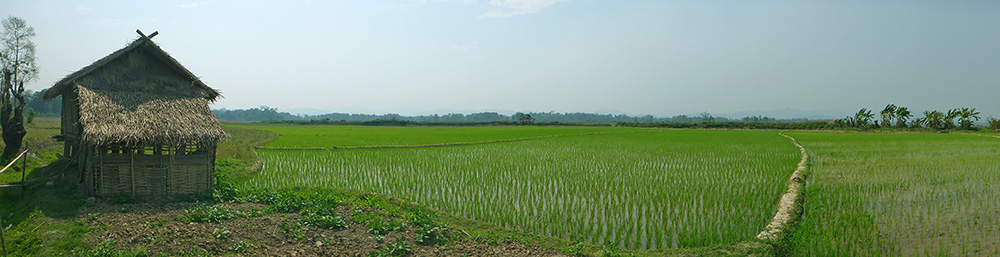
[369,237,412,257]
[73,240,150,257]
[407,209,437,228]
[230,240,255,253]
[213,173,241,202]
[301,212,347,229]
[366,218,387,236]
[414,225,447,245]
[213,227,231,239]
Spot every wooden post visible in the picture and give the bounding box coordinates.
[169,145,175,196]
[97,145,102,196]
[131,146,136,195]
[128,145,137,196]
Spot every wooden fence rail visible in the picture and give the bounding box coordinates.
[0,149,29,256]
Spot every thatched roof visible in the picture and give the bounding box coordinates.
[43,33,219,100]
[43,32,226,145]
[76,86,225,146]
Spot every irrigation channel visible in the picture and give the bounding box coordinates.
[245,129,807,249]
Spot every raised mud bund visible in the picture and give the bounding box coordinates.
[756,132,808,241]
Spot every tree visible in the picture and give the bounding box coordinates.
[842,116,856,127]
[742,115,777,123]
[894,106,912,128]
[853,108,875,129]
[0,16,37,160]
[911,117,925,128]
[943,109,960,130]
[920,110,944,130]
[699,112,715,123]
[988,117,1000,132]
[958,107,980,130]
[880,104,897,127]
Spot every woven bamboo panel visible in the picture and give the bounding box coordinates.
[86,149,215,199]
[114,163,131,194]
[99,165,117,196]
[140,165,167,198]
[168,164,210,195]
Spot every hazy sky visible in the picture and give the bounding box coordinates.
[7,0,1000,117]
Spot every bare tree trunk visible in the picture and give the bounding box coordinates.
[0,71,26,160]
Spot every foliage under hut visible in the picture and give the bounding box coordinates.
[41,30,226,199]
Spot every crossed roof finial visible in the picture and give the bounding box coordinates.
[136,29,159,39]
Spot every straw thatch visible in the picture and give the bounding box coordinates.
[41,34,226,146]
[76,86,225,146]
[42,35,219,101]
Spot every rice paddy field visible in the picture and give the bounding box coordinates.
[785,132,1000,256]
[235,126,801,249]
[241,125,641,148]
[227,124,1000,254]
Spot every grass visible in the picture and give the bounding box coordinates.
[236,126,800,250]
[784,131,1000,256]
[217,124,279,159]
[0,117,91,256]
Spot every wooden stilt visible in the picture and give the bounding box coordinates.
[131,146,136,195]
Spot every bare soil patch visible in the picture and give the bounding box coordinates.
[80,202,566,256]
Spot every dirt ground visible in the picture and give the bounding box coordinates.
[80,202,567,256]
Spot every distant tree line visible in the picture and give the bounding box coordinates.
[212,106,296,121]
[24,89,60,116]
[0,89,65,118]
[212,107,823,124]
[261,119,598,127]
[616,121,832,130]
[832,104,990,131]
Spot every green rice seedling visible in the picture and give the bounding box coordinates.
[242,125,639,148]
[785,132,1000,256]
[241,128,800,249]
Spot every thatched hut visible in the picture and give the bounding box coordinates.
[42,31,226,199]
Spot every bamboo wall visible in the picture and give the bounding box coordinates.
[84,143,215,199]
[61,90,80,158]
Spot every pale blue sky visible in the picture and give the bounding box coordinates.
[6,0,1000,117]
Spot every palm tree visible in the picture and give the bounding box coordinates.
[912,117,925,128]
[895,106,912,128]
[854,108,875,129]
[958,107,981,130]
[880,104,897,127]
[921,110,944,129]
[944,109,960,129]
[841,116,856,127]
